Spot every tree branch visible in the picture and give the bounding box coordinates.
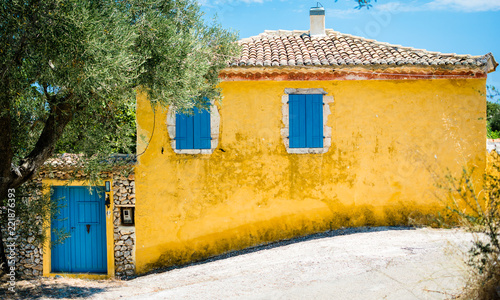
[8,95,76,189]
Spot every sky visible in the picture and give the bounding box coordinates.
[200,0,500,88]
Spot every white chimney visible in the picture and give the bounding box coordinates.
[310,5,325,37]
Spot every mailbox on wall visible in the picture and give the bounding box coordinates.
[120,207,135,226]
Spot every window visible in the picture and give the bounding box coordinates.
[175,107,211,149]
[167,101,220,154]
[289,94,323,148]
[281,88,332,154]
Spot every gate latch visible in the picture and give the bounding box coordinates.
[86,224,91,234]
[105,194,111,209]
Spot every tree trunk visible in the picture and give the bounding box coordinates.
[3,99,74,194]
[0,90,14,202]
[0,96,75,275]
[0,92,14,274]
[0,228,9,274]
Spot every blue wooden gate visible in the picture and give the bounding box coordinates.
[51,186,107,273]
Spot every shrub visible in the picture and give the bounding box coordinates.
[440,159,500,299]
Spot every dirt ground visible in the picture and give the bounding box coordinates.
[0,227,476,300]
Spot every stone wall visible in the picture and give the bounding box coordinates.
[17,235,44,277]
[0,177,44,278]
[0,226,44,278]
[113,175,136,277]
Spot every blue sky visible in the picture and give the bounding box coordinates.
[200,0,500,88]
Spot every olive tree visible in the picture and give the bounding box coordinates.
[0,0,238,273]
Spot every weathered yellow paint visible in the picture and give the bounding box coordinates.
[42,179,115,278]
[135,78,486,273]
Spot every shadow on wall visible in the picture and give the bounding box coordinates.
[140,201,450,275]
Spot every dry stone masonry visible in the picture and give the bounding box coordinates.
[0,177,44,278]
[113,175,136,277]
[17,235,44,277]
[0,222,44,278]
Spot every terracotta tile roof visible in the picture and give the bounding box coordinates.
[230,30,497,72]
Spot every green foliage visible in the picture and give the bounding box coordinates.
[55,99,137,154]
[439,165,500,299]
[487,86,500,138]
[0,181,67,250]
[0,0,239,272]
[131,1,240,109]
[335,0,377,9]
[9,90,48,166]
[487,126,500,139]
[2,0,239,162]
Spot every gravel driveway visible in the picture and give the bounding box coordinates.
[3,227,475,300]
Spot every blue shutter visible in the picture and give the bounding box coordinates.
[289,94,306,148]
[176,103,211,150]
[307,94,323,148]
[194,107,211,149]
[289,94,323,149]
[176,113,194,149]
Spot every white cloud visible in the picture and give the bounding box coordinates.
[200,0,266,6]
[375,2,420,12]
[375,0,500,13]
[426,0,500,12]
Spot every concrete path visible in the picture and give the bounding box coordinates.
[87,227,473,300]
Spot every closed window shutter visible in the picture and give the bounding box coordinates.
[289,94,323,149]
[194,107,211,149]
[176,113,194,149]
[308,94,323,148]
[176,105,211,150]
[289,94,307,148]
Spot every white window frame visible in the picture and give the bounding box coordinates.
[166,101,220,154]
[281,88,333,154]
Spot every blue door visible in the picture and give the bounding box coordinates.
[51,186,107,273]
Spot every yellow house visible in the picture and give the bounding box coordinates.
[135,7,497,273]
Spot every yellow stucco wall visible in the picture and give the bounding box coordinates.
[135,78,486,273]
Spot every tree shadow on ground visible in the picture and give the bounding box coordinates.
[136,226,416,279]
[0,277,113,300]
